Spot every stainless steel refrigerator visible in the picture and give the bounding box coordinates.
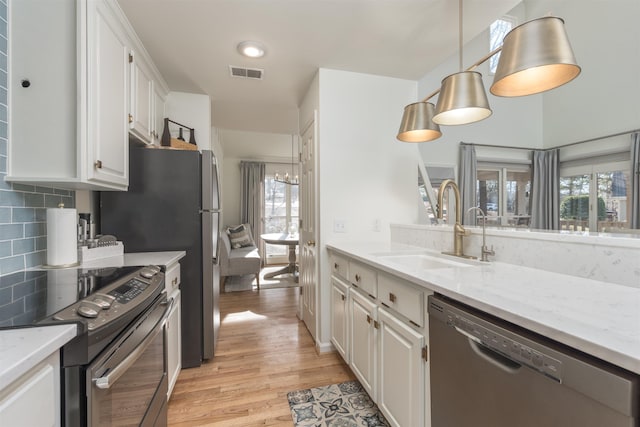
[100,146,220,368]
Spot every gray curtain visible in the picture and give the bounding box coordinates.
[631,133,640,229]
[240,161,265,246]
[530,149,560,230]
[459,144,477,225]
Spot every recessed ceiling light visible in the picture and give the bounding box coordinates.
[237,41,265,58]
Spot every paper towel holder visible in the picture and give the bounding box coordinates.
[43,203,81,268]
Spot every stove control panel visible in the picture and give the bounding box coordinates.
[53,265,164,330]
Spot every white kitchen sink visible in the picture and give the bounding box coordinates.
[376,253,474,270]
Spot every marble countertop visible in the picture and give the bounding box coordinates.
[1,251,186,390]
[0,324,77,387]
[75,250,186,269]
[326,241,640,375]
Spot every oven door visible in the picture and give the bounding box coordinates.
[87,294,173,427]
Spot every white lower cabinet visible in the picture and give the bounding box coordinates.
[377,307,425,427]
[349,289,377,398]
[0,351,61,427]
[330,276,350,362]
[166,289,182,399]
[329,249,432,426]
[164,260,182,400]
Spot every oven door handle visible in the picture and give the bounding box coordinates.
[94,296,174,390]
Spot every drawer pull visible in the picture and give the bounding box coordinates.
[366,314,371,324]
[389,293,397,303]
[94,160,103,169]
[355,274,361,282]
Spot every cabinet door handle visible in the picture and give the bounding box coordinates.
[94,160,103,169]
[307,240,316,247]
[172,277,178,285]
[341,294,345,301]
[129,114,133,124]
[389,293,396,303]
[374,320,379,329]
[355,274,361,282]
[334,262,339,269]
[366,314,371,324]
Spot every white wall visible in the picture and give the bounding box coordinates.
[166,92,211,151]
[319,69,420,243]
[308,68,420,348]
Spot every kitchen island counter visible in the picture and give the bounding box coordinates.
[327,241,640,375]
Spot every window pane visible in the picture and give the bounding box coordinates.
[265,178,287,233]
[506,170,531,227]
[264,174,299,262]
[560,175,590,231]
[477,170,500,225]
[597,170,630,232]
[489,19,513,74]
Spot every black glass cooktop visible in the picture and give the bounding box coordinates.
[0,266,142,328]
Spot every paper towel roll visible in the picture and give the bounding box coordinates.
[46,207,78,266]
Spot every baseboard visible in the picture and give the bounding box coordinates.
[316,340,335,354]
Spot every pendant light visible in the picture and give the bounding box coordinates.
[490,17,581,97]
[433,0,492,126]
[396,5,580,142]
[397,102,441,142]
[274,135,299,185]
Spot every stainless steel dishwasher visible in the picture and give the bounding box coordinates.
[428,294,639,427]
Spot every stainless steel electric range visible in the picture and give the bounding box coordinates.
[0,265,170,427]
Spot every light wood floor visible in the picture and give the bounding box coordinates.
[167,287,355,426]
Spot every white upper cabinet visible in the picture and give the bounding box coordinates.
[153,85,167,145]
[129,50,154,144]
[84,0,131,187]
[6,0,168,190]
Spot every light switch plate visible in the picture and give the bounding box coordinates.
[333,219,347,233]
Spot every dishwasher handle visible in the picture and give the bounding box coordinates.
[455,326,522,374]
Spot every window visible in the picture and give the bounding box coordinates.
[264,168,299,264]
[489,17,516,74]
[560,162,631,232]
[477,163,531,228]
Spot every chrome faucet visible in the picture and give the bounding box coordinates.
[466,207,495,262]
[437,179,471,258]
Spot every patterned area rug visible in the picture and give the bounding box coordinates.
[287,380,389,426]
[224,266,299,292]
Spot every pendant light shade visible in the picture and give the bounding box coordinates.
[433,71,492,125]
[490,17,581,97]
[397,102,442,142]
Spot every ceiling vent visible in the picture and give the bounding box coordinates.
[229,66,264,80]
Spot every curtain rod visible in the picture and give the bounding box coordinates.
[460,141,532,151]
[461,128,640,152]
[551,129,640,149]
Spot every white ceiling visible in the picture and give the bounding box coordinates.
[117,0,522,135]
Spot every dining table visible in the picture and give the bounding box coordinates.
[260,232,299,282]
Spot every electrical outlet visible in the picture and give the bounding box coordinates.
[334,219,347,233]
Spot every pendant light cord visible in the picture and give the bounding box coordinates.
[459,0,463,72]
